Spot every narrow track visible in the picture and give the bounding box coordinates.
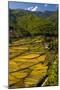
[41,77,48,86]
[37,75,48,87]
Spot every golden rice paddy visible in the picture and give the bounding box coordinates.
[9,38,48,88]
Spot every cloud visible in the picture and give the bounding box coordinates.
[27,6,33,10]
[31,6,38,11]
[25,6,38,11]
[25,6,33,11]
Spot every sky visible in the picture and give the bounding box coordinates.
[9,1,58,12]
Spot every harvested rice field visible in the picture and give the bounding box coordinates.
[9,37,49,88]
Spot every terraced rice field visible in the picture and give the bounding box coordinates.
[9,37,48,88]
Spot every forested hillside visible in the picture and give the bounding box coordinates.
[9,9,58,42]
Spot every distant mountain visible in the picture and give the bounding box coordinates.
[47,11,58,22]
[9,8,56,18]
[31,10,55,18]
